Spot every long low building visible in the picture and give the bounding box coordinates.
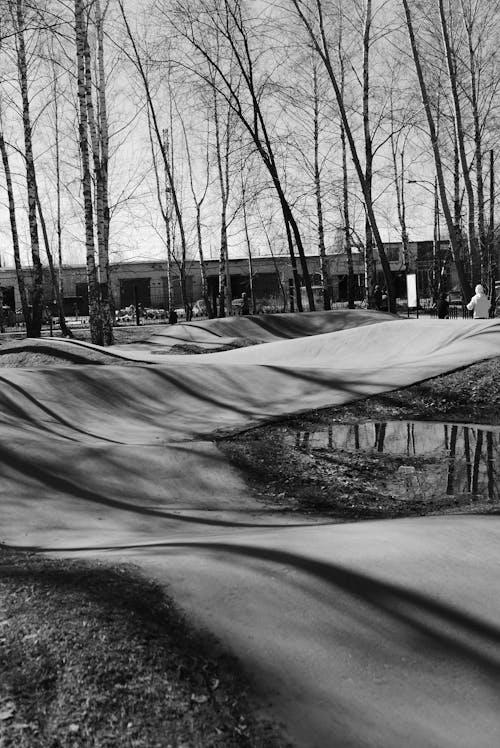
[0,240,466,315]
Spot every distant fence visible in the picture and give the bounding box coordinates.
[2,298,490,335]
[421,305,472,319]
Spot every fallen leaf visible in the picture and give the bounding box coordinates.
[190,693,208,704]
[0,702,16,721]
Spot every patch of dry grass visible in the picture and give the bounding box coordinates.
[0,548,286,748]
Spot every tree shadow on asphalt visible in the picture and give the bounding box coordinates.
[142,365,380,436]
[0,373,126,444]
[246,309,394,340]
[0,441,334,532]
[134,541,500,687]
[10,537,500,687]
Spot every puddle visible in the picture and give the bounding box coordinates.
[287,421,500,504]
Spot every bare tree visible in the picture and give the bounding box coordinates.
[12,0,45,336]
[438,0,479,285]
[290,0,397,311]
[75,0,102,343]
[361,0,377,307]
[312,62,331,310]
[35,186,73,337]
[148,116,174,313]
[388,95,410,276]
[401,0,472,301]
[51,48,64,300]
[488,149,496,310]
[118,0,192,319]
[338,33,355,309]
[241,173,256,314]
[212,78,233,317]
[0,122,30,329]
[180,113,213,317]
[92,0,114,342]
[168,0,316,311]
[461,0,487,282]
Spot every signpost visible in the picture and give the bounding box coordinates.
[406,273,418,318]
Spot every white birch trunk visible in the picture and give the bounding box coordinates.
[15,0,44,336]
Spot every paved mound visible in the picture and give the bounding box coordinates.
[0,309,398,365]
[2,312,500,747]
[0,338,138,367]
[117,308,399,351]
[1,318,499,446]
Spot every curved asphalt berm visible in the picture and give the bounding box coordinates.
[1,311,500,747]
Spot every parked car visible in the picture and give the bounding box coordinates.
[144,307,166,320]
[115,305,135,323]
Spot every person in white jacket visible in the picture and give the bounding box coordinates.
[466,284,491,319]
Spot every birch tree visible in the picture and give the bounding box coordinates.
[75,0,102,343]
[181,116,213,317]
[92,0,114,342]
[12,0,45,336]
[50,48,64,299]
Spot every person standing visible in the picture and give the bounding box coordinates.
[241,292,250,315]
[466,284,491,319]
[437,293,449,319]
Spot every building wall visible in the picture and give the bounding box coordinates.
[2,241,490,314]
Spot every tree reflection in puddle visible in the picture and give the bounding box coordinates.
[289,422,500,504]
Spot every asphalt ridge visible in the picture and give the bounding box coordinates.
[1,311,500,747]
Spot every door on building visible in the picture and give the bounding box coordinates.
[230,275,250,298]
[75,282,89,315]
[338,274,363,302]
[119,278,151,308]
[2,286,15,310]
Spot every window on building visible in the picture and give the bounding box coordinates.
[119,277,151,308]
[253,272,281,297]
[386,246,400,263]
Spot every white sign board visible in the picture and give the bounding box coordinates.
[406,273,418,308]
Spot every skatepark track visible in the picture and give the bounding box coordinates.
[1,311,500,747]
